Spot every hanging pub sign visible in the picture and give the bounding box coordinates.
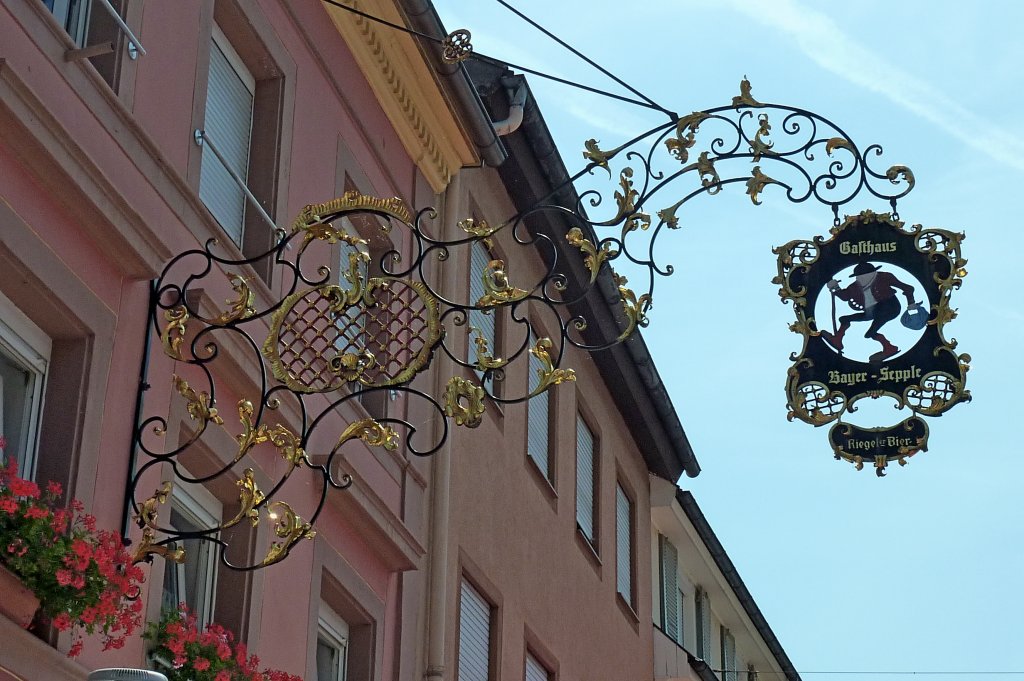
[773,210,971,475]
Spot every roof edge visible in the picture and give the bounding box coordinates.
[676,490,802,681]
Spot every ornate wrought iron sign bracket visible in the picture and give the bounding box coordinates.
[125,78,957,572]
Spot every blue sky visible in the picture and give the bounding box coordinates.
[433,1,1024,678]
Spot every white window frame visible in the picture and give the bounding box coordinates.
[458,578,493,681]
[316,606,350,681]
[46,0,92,45]
[0,291,50,481]
[575,413,597,546]
[163,480,221,626]
[695,587,711,660]
[720,625,737,681]
[615,482,634,606]
[659,535,681,644]
[199,24,256,246]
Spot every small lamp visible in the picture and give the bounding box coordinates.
[87,670,168,681]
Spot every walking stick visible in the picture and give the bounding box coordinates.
[830,286,838,337]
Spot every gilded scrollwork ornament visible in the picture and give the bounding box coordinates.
[746,165,777,205]
[613,168,652,236]
[458,217,498,238]
[213,274,256,325]
[731,76,763,108]
[262,502,316,567]
[441,28,473,64]
[527,337,576,397]
[476,258,529,307]
[566,227,616,283]
[172,375,223,427]
[443,376,486,428]
[750,113,774,162]
[161,306,189,360]
[613,273,652,342]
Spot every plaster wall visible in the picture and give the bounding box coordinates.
[0,0,444,678]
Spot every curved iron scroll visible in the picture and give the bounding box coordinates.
[127,78,916,570]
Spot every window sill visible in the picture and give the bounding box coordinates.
[616,592,640,629]
[525,454,557,510]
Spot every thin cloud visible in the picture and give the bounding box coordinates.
[718,0,1024,171]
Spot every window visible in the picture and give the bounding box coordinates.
[524,652,550,681]
[720,626,736,681]
[458,579,493,681]
[526,332,551,481]
[575,414,597,546]
[0,293,50,480]
[45,0,130,89]
[161,484,221,626]
[199,25,255,247]
[316,608,350,681]
[468,242,497,388]
[44,0,91,45]
[659,535,682,644]
[615,482,634,607]
[695,587,711,660]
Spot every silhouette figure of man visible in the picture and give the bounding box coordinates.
[820,262,916,362]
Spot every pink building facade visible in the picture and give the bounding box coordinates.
[0,3,798,681]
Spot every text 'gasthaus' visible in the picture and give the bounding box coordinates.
[839,240,897,256]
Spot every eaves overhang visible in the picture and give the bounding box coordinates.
[467,59,700,480]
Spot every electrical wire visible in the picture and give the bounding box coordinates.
[490,0,674,116]
[319,0,673,113]
[714,671,1024,676]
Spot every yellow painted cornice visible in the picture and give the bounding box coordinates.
[324,0,480,193]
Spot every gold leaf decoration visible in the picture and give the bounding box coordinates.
[162,306,189,360]
[665,112,709,164]
[886,164,916,191]
[657,199,685,229]
[731,75,762,108]
[825,137,851,155]
[262,502,316,567]
[476,259,529,307]
[750,113,774,162]
[133,482,172,530]
[222,468,265,529]
[566,227,616,283]
[293,191,411,230]
[527,337,576,397]
[235,399,307,467]
[443,376,486,428]
[458,217,498,238]
[697,152,721,195]
[132,527,186,565]
[328,349,377,385]
[213,274,256,325]
[583,138,626,177]
[469,326,507,371]
[746,165,776,205]
[172,375,224,426]
[335,417,400,452]
[612,273,652,342]
[613,168,651,236]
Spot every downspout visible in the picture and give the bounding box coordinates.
[492,77,528,137]
[424,173,460,681]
